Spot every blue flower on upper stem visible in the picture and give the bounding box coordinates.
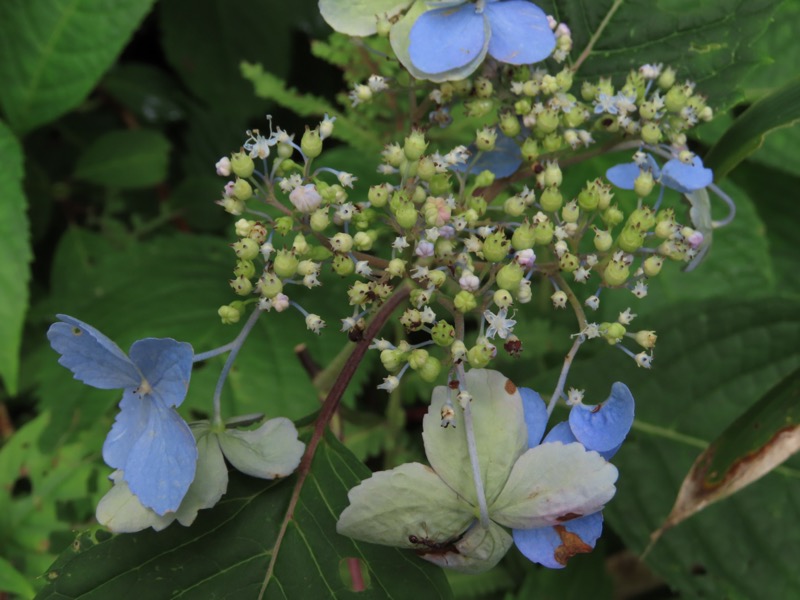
[513,384,635,568]
[48,315,197,516]
[408,0,556,77]
[606,152,713,194]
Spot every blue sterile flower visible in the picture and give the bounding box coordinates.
[512,383,634,568]
[606,152,712,194]
[48,315,197,515]
[407,0,556,77]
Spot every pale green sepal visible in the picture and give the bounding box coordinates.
[684,188,713,272]
[490,442,618,529]
[319,0,413,36]
[95,471,175,533]
[423,369,527,506]
[337,462,474,547]
[96,431,229,533]
[389,0,490,83]
[217,417,304,479]
[421,521,513,574]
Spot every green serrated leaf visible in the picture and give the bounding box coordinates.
[553,0,780,109]
[240,62,383,154]
[0,0,155,133]
[705,77,800,178]
[553,296,800,597]
[0,121,30,394]
[35,430,452,600]
[654,366,800,540]
[73,130,170,189]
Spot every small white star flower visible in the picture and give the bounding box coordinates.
[355,261,372,277]
[378,375,400,393]
[305,314,326,334]
[483,308,517,340]
[618,308,637,325]
[585,295,600,311]
[635,351,654,369]
[566,388,585,406]
[392,236,409,250]
[337,172,357,188]
[632,281,648,298]
[370,338,394,351]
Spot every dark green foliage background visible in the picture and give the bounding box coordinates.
[0,0,798,598]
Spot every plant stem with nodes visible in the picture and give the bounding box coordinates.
[547,274,588,416]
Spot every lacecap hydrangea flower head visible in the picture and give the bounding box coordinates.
[337,369,630,572]
[319,0,556,81]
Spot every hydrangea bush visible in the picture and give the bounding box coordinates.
[2,0,798,598]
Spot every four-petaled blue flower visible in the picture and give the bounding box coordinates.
[513,384,635,568]
[48,315,197,516]
[408,0,556,77]
[606,152,713,194]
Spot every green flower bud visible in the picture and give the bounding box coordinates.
[593,228,613,251]
[482,231,511,262]
[353,231,373,251]
[658,67,676,90]
[628,207,656,231]
[467,343,493,368]
[233,259,256,279]
[429,173,451,196]
[602,205,624,227]
[427,269,447,287]
[394,201,418,229]
[475,127,497,152]
[664,85,686,112]
[474,76,493,98]
[400,308,423,331]
[633,170,655,197]
[381,349,405,372]
[454,290,477,313]
[301,127,323,158]
[451,340,467,362]
[577,186,600,211]
[512,222,536,250]
[435,239,456,261]
[297,260,319,276]
[533,219,554,245]
[273,250,299,278]
[348,281,371,305]
[542,133,563,153]
[409,288,431,308]
[499,111,521,137]
[417,156,436,181]
[230,275,253,296]
[514,99,532,115]
[431,320,455,347]
[493,288,513,309]
[330,232,353,254]
[496,262,524,291]
[274,216,293,236]
[634,330,657,349]
[332,254,355,276]
[293,233,309,255]
[602,322,626,345]
[404,130,428,161]
[655,219,675,239]
[581,81,597,101]
[535,187,559,212]
[232,237,259,261]
[618,227,644,253]
[368,183,391,207]
[231,151,254,178]
[641,122,662,146]
[382,143,405,167]
[643,255,664,276]
[233,179,253,201]
[521,138,539,162]
[535,108,560,134]
[310,208,330,232]
[474,170,495,189]
[504,195,526,217]
[408,349,429,370]
[562,106,586,128]
[603,261,630,286]
[463,208,480,226]
[418,356,442,383]
[258,272,282,298]
[559,252,579,272]
[465,98,494,118]
[561,200,580,223]
[218,302,245,325]
[387,258,406,278]
[544,162,563,187]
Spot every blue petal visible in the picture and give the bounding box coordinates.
[128,338,193,408]
[661,156,713,193]
[568,382,635,453]
[121,396,197,515]
[605,162,640,190]
[103,390,151,470]
[543,421,620,459]
[484,0,555,65]
[408,4,486,74]
[450,133,523,178]
[519,387,548,447]
[47,315,141,390]
[513,512,604,569]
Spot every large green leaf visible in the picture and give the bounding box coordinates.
[0,0,155,133]
[0,121,30,395]
[655,366,800,539]
[35,430,452,600]
[705,77,800,179]
[73,130,171,189]
[551,297,800,597]
[550,0,779,108]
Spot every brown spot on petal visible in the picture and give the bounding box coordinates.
[504,379,517,394]
[591,403,603,413]
[553,525,593,566]
[556,512,583,522]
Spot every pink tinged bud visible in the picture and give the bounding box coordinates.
[687,231,704,248]
[459,271,480,291]
[215,157,231,176]
[415,241,434,257]
[272,293,290,312]
[289,184,322,213]
[224,181,236,197]
[515,249,536,268]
